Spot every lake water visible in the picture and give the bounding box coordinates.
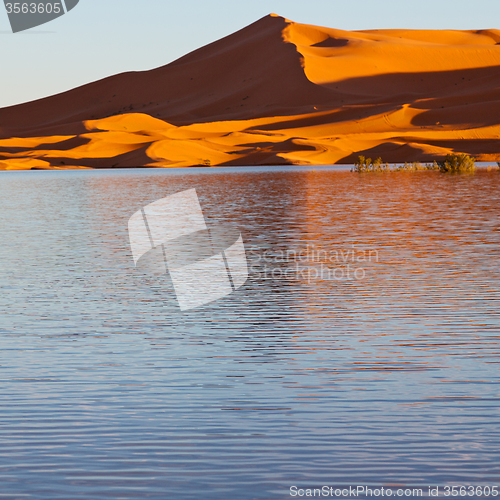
[0,167,499,499]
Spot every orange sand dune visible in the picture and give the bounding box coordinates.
[1,14,500,169]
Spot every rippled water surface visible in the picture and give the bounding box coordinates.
[0,167,499,499]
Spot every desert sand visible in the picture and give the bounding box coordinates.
[1,14,500,169]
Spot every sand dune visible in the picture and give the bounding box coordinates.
[1,14,500,169]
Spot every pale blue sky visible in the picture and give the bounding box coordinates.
[1,0,499,108]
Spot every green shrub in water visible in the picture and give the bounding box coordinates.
[353,156,388,173]
[395,161,439,171]
[437,154,475,173]
[353,156,438,173]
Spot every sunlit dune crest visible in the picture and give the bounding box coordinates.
[1,14,500,169]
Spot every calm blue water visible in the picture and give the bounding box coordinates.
[0,167,499,499]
